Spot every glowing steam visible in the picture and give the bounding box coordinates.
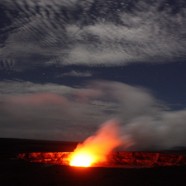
[69,120,126,167]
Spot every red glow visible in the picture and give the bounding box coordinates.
[68,120,123,167]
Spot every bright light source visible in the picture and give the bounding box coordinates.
[69,152,94,167]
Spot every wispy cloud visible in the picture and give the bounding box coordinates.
[58,70,92,77]
[0,0,185,70]
[0,80,186,149]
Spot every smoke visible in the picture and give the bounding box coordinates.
[124,110,186,150]
[81,120,130,152]
[70,120,132,165]
[75,114,186,153]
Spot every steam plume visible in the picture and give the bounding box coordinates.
[69,120,132,165]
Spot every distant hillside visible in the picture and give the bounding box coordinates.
[0,138,78,153]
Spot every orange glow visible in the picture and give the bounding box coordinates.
[68,120,124,167]
[69,152,95,167]
[68,147,103,167]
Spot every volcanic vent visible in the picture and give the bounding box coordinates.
[18,120,186,168]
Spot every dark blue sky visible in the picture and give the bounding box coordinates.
[0,0,186,149]
[1,61,186,109]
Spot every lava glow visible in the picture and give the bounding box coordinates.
[69,152,95,167]
[68,120,124,167]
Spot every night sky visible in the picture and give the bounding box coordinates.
[0,0,186,150]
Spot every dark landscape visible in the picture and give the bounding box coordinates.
[1,138,186,186]
[1,1,186,185]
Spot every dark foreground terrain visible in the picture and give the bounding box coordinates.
[0,138,186,186]
[1,160,186,186]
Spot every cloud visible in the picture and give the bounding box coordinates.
[0,81,74,95]
[1,80,186,150]
[0,0,185,70]
[59,70,92,77]
[7,93,68,106]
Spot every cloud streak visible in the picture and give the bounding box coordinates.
[59,70,92,77]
